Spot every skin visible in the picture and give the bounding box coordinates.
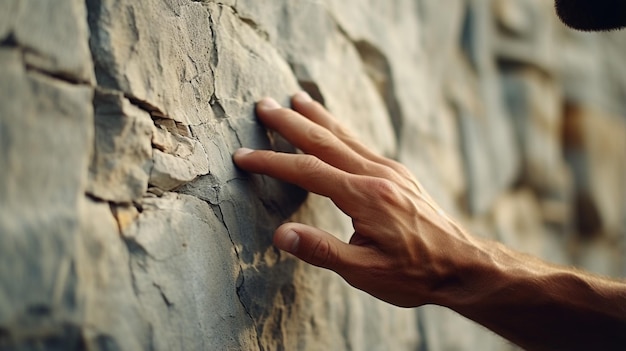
[233,92,626,350]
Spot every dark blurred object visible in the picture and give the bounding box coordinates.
[556,0,626,31]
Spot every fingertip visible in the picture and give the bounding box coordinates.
[291,91,333,127]
[293,91,313,105]
[233,148,258,169]
[257,97,281,110]
[233,147,255,159]
[274,228,300,254]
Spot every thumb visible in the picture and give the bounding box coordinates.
[274,222,353,271]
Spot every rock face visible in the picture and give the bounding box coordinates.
[1,1,625,350]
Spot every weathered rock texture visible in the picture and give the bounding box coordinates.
[1,0,625,350]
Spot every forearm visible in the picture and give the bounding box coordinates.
[439,238,626,351]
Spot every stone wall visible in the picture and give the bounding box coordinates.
[1,0,625,350]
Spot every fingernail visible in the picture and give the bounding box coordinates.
[294,91,313,103]
[277,230,300,253]
[258,97,281,110]
[234,147,254,157]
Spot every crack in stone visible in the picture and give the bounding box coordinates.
[147,324,156,351]
[225,2,270,42]
[86,190,138,209]
[226,119,244,148]
[238,16,270,41]
[197,1,271,46]
[5,37,92,86]
[124,94,170,120]
[24,61,90,86]
[236,275,264,351]
[206,6,229,123]
[124,233,186,263]
[152,282,174,308]
[209,94,227,119]
[214,202,264,351]
[125,238,146,298]
[85,193,112,207]
[0,32,18,47]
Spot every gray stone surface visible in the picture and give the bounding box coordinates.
[0,48,93,348]
[13,0,93,82]
[500,69,566,193]
[1,1,626,350]
[87,0,215,124]
[0,1,16,41]
[120,193,258,350]
[76,200,150,351]
[88,90,153,202]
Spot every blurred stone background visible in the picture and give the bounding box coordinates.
[1,0,625,350]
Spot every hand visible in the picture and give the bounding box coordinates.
[234,92,626,350]
[233,92,483,308]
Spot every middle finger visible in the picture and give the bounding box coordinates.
[256,98,393,179]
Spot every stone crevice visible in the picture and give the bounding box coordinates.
[89,86,211,194]
[3,37,92,86]
[214,202,264,350]
[236,278,265,351]
[125,94,170,120]
[124,238,147,300]
[198,0,271,43]
[152,282,174,308]
[206,7,227,124]
[23,57,90,87]
[0,32,17,47]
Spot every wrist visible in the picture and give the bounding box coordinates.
[434,236,538,311]
[424,224,502,308]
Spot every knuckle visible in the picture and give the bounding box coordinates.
[310,238,336,268]
[295,154,323,173]
[392,162,414,179]
[369,177,397,196]
[307,126,335,150]
[367,178,406,207]
[352,220,374,236]
[331,124,354,141]
[377,165,401,182]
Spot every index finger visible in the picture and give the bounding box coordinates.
[233,148,363,213]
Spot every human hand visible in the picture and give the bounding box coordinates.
[233,92,483,308]
[234,91,626,350]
